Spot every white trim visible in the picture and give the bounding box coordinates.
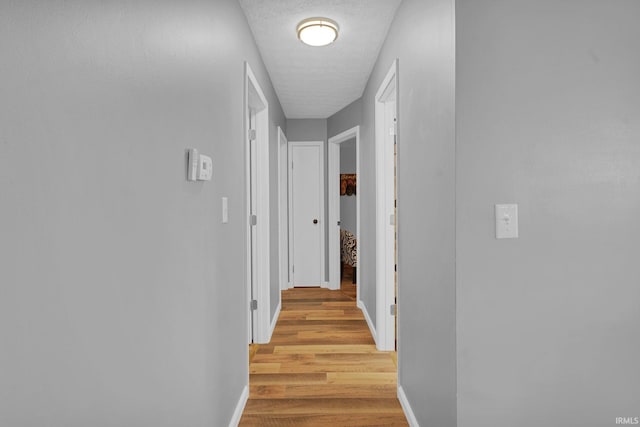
[245,62,271,344]
[375,59,398,351]
[277,127,289,291]
[356,129,361,296]
[268,299,281,341]
[287,140,294,289]
[398,385,419,427]
[288,141,326,288]
[328,142,340,290]
[328,126,360,293]
[357,300,377,343]
[228,385,249,427]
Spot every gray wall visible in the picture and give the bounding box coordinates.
[286,119,328,142]
[328,98,364,139]
[328,99,364,291]
[456,1,640,426]
[328,99,363,240]
[0,1,285,426]
[286,119,329,282]
[340,139,357,235]
[359,0,458,425]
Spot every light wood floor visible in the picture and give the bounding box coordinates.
[239,266,408,426]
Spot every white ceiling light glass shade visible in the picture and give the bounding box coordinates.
[297,18,339,47]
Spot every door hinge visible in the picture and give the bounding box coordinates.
[248,129,256,141]
[390,304,397,316]
[250,214,257,226]
[250,300,258,311]
[292,265,295,273]
[394,264,397,272]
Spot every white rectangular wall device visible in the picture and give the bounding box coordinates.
[495,204,519,239]
[197,154,212,181]
[222,197,228,223]
[187,149,212,182]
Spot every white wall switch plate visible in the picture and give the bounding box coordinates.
[495,204,518,239]
[197,154,213,181]
[222,197,228,223]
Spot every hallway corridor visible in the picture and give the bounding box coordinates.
[239,274,408,426]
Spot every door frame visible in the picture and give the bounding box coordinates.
[328,126,360,293]
[277,127,290,290]
[244,62,271,344]
[288,141,326,288]
[375,59,398,351]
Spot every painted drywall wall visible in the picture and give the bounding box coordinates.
[328,100,362,241]
[456,1,640,426]
[286,119,328,143]
[340,139,357,235]
[359,0,457,424]
[328,98,364,139]
[0,1,284,426]
[285,119,329,282]
[269,119,287,328]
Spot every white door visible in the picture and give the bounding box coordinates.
[249,110,258,339]
[328,141,341,290]
[328,127,360,292]
[289,141,324,287]
[375,59,398,351]
[245,62,270,344]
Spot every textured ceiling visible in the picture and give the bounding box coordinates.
[238,0,402,119]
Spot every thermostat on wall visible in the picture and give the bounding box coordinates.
[187,148,212,182]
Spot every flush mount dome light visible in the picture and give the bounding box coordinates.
[297,17,339,47]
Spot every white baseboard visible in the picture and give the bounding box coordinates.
[398,385,419,427]
[357,300,377,343]
[228,385,249,427]
[327,280,340,290]
[268,299,281,341]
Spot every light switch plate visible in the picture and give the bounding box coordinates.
[495,204,518,239]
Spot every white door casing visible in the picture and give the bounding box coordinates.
[288,141,325,287]
[249,110,258,341]
[375,59,398,351]
[245,62,271,344]
[277,127,290,290]
[328,127,360,293]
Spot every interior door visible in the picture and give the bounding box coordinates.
[249,110,258,341]
[289,142,324,287]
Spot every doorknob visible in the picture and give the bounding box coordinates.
[313,219,318,224]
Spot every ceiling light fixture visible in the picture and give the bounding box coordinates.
[297,17,339,47]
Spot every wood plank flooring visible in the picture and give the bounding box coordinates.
[240,269,408,426]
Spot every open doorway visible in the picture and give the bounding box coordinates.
[375,60,398,352]
[328,126,360,298]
